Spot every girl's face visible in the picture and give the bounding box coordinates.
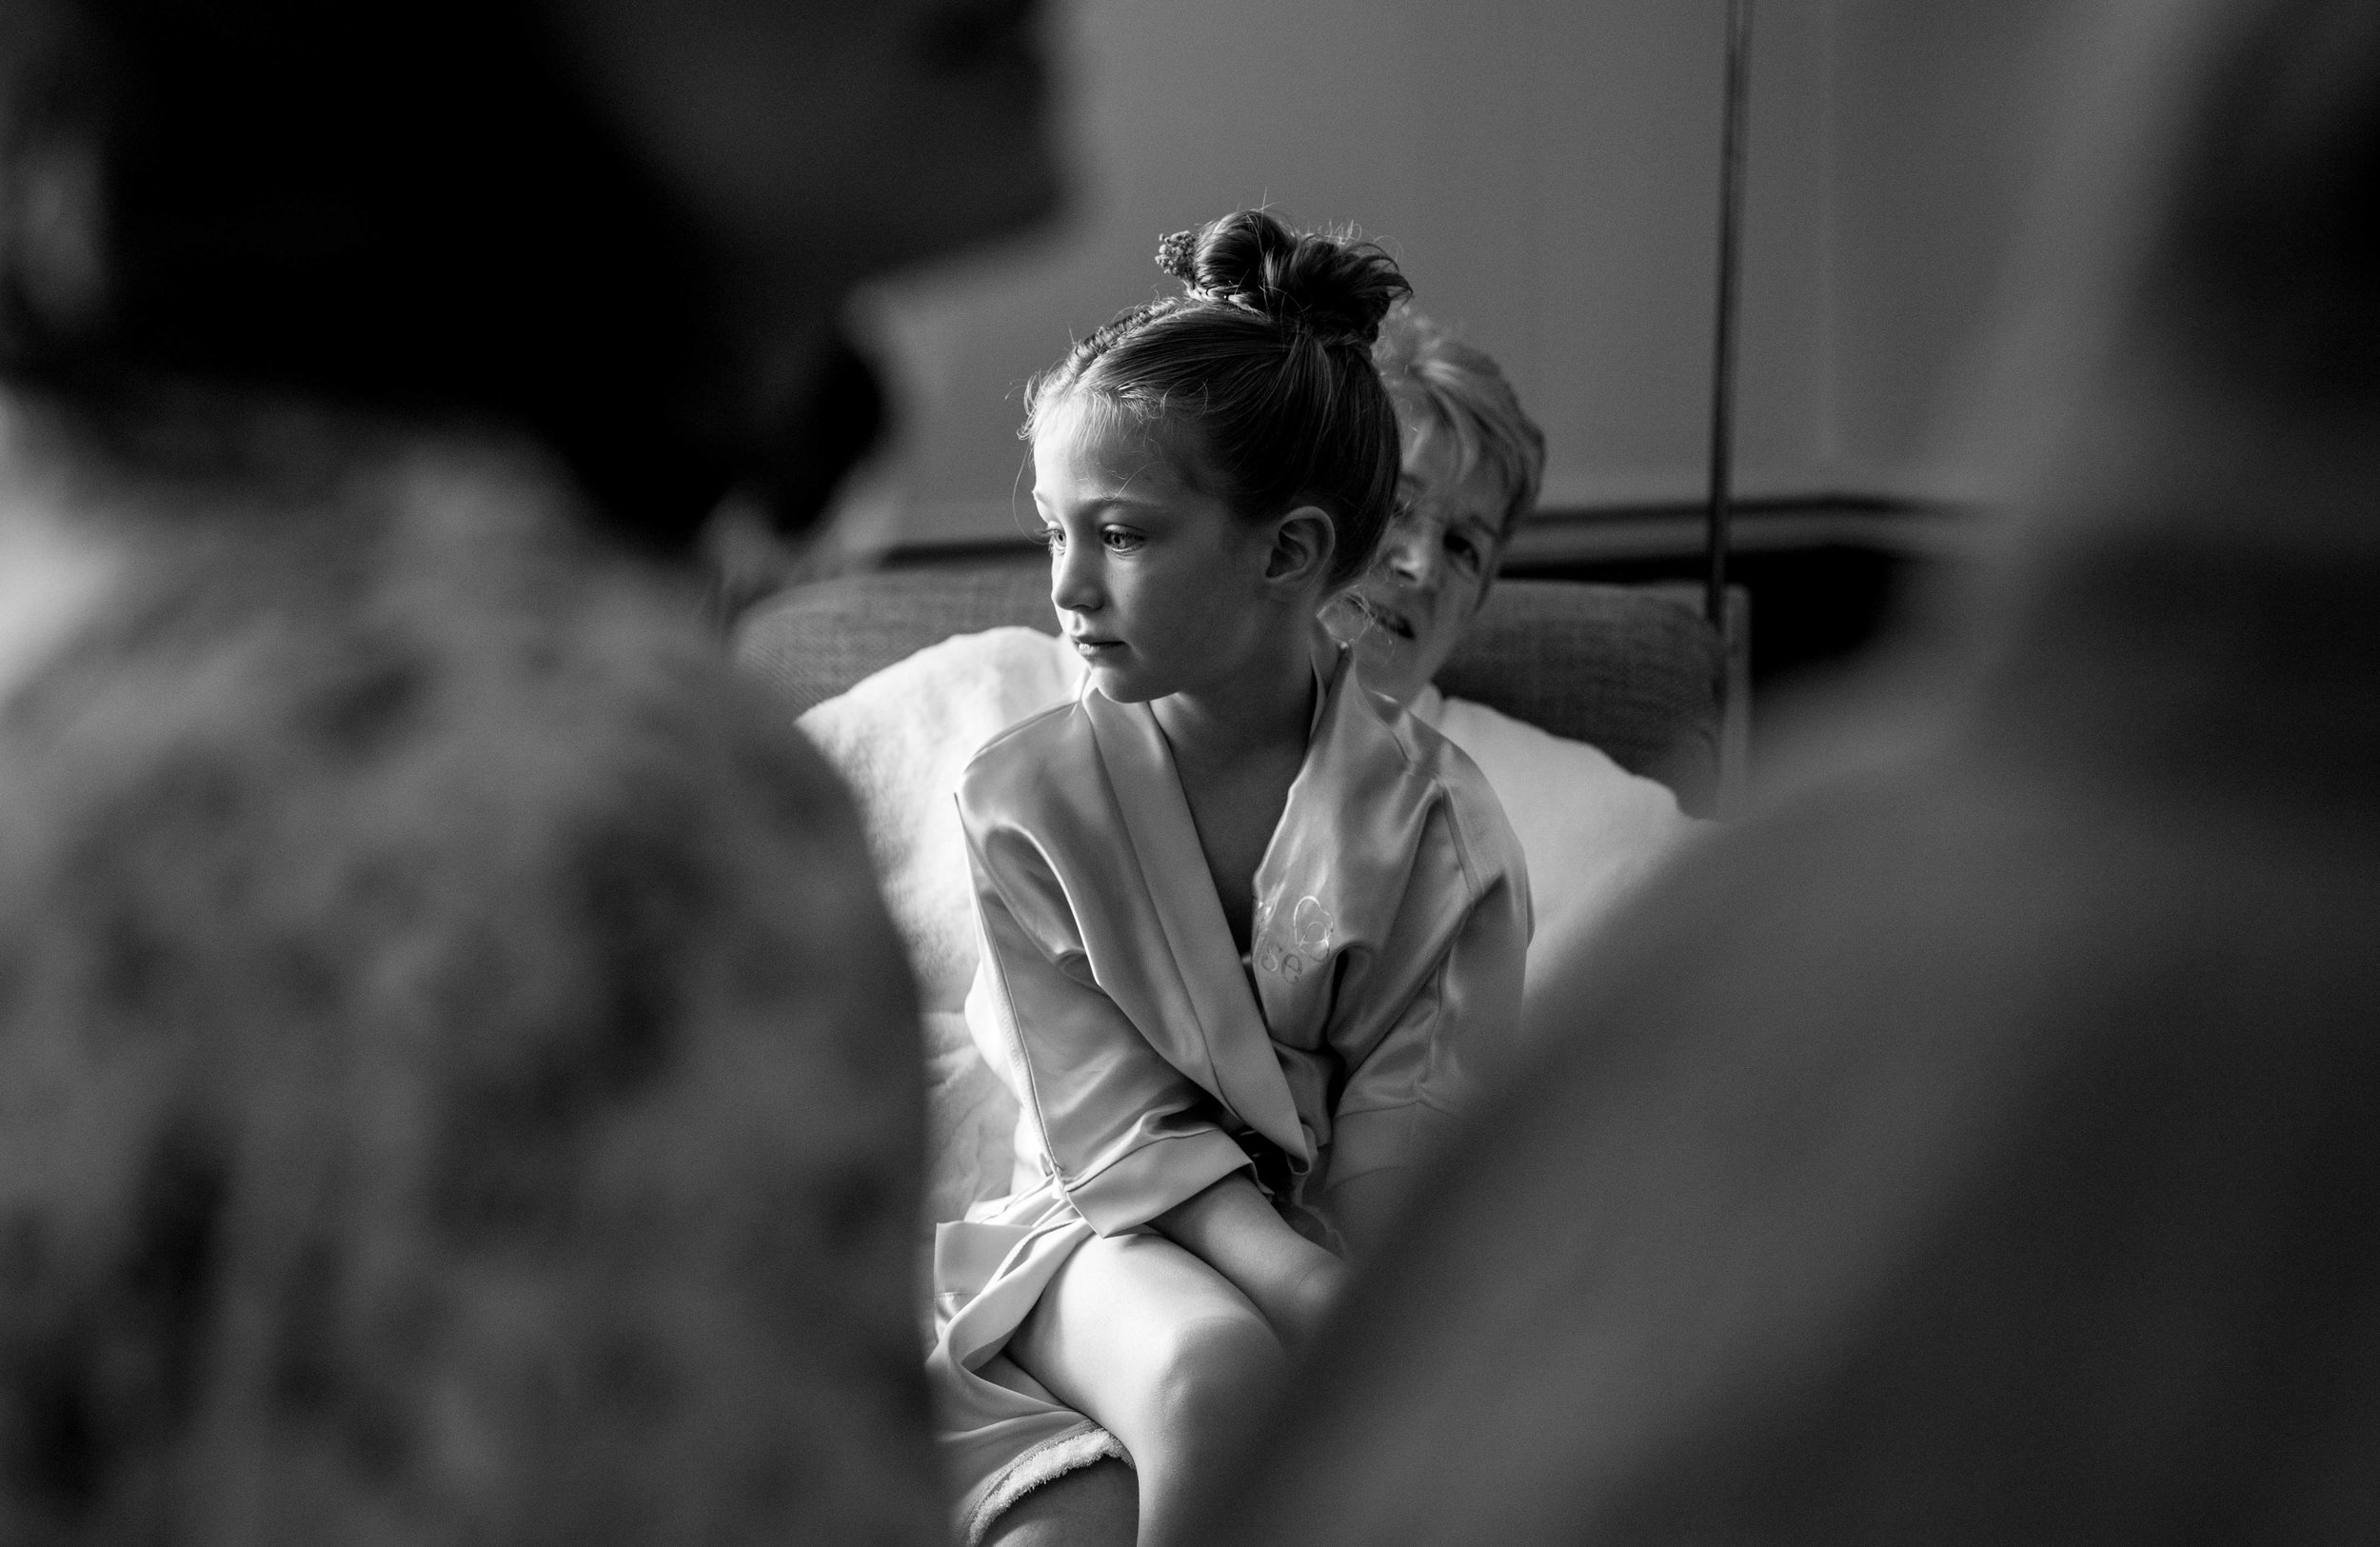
[1032,398,1282,704]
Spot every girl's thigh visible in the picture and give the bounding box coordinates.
[1006,1228,1278,1438]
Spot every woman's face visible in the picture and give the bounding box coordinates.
[1032,400,1282,705]
[1328,429,1511,706]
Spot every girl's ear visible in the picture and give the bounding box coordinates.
[1263,505,1337,592]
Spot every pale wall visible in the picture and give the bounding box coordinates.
[841,0,2068,550]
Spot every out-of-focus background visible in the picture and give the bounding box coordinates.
[835,0,2072,704]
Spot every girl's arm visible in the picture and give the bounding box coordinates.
[1326,809,1534,1261]
[1154,1173,1346,1347]
[962,802,1251,1237]
[1316,1165,1403,1259]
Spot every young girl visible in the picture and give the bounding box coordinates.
[927,211,1531,1547]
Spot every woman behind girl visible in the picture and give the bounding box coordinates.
[927,211,1531,1545]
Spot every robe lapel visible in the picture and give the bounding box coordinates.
[1248,647,1432,1061]
[1081,684,1310,1161]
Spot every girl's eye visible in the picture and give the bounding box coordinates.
[1101,528,1144,553]
[1039,525,1065,552]
[1446,534,1480,571]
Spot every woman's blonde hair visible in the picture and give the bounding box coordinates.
[1373,304,1546,545]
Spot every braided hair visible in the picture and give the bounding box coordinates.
[1023,210,1411,591]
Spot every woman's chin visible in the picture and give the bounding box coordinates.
[1347,636,1424,705]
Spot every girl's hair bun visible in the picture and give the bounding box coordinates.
[1033,208,1412,589]
[1155,210,1410,349]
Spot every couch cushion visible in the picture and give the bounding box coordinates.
[738,561,1057,713]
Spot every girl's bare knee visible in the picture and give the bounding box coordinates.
[1143,1309,1285,1434]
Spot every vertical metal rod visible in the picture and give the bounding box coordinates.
[1705,0,1754,627]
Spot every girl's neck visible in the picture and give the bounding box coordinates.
[1151,617,1326,770]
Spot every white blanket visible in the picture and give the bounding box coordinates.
[1410,684,1703,1002]
[796,626,1700,1222]
[796,629,1079,1226]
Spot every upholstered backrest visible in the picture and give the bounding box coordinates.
[736,558,1741,814]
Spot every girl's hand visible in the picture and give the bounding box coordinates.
[1153,1173,1347,1347]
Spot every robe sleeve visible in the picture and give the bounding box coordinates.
[962,814,1252,1237]
[1325,804,1531,1198]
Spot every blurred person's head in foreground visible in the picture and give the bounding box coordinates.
[0,1,1057,1542]
[0,0,1058,547]
[1195,1,2380,1543]
[1323,302,1546,705]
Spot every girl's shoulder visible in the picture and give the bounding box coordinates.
[1355,681,1505,807]
[957,693,1098,829]
[1348,684,1529,884]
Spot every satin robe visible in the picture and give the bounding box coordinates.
[926,645,1530,1538]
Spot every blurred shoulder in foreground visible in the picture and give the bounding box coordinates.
[0,414,942,1542]
[0,0,1059,1537]
[1200,1,2380,1541]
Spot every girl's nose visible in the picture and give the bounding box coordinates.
[1050,541,1102,614]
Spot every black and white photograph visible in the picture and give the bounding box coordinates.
[0,1,2371,1542]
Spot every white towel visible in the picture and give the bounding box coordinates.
[1410,685,1704,1002]
[797,627,1083,1222]
[799,626,1084,1014]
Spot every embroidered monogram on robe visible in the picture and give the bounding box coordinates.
[924,645,1529,1541]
